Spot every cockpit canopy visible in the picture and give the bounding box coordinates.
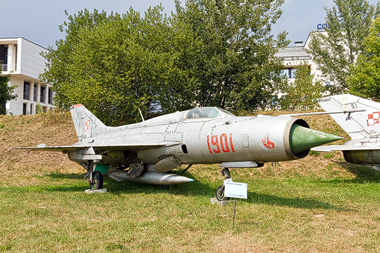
[184,107,234,119]
[139,106,235,126]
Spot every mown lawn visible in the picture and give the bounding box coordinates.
[1,164,380,252]
[1,112,380,252]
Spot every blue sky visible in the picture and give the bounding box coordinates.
[1,0,379,48]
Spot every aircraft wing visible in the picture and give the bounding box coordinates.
[14,142,179,152]
[14,146,79,152]
[312,145,380,152]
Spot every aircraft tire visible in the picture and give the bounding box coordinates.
[216,185,230,202]
[89,171,103,190]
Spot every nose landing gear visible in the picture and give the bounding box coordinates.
[215,168,231,202]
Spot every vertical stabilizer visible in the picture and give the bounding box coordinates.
[70,104,107,141]
[318,94,380,140]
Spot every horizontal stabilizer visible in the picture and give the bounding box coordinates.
[278,109,365,117]
[312,145,380,152]
[318,94,380,140]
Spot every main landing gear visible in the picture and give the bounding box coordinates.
[216,168,231,202]
[85,160,103,190]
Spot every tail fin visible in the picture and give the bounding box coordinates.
[318,94,380,140]
[70,104,107,141]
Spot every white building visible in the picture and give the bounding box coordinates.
[0,37,54,115]
[275,31,331,86]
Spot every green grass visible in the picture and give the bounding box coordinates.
[1,111,379,251]
[1,166,380,252]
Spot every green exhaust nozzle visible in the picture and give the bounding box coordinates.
[289,124,342,154]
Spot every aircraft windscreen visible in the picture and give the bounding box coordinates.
[185,107,220,119]
[216,107,235,116]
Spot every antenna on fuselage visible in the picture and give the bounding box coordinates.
[138,108,145,122]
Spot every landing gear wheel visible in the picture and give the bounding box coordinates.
[89,171,103,190]
[216,185,230,202]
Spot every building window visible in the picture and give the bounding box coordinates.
[23,103,27,115]
[281,67,311,79]
[48,88,53,104]
[281,68,297,79]
[0,45,7,71]
[14,45,17,71]
[40,86,45,103]
[30,104,33,115]
[281,69,289,79]
[289,68,297,79]
[0,102,5,115]
[281,68,298,79]
[23,82,30,100]
[34,84,37,101]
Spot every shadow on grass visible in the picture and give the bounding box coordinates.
[247,191,345,211]
[40,171,343,211]
[45,172,83,180]
[42,171,213,197]
[332,161,380,183]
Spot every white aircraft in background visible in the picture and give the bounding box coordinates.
[312,94,380,170]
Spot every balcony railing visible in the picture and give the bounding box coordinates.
[1,64,17,72]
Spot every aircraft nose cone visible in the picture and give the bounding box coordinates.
[289,124,342,154]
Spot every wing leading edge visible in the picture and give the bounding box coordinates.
[14,142,179,153]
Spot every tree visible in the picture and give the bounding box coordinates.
[306,0,380,94]
[279,63,324,111]
[174,0,289,110]
[40,9,111,112]
[41,7,200,125]
[0,66,17,115]
[348,18,380,98]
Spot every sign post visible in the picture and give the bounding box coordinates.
[224,182,247,226]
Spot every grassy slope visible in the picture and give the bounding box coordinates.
[1,112,380,252]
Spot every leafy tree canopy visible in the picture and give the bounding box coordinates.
[279,63,324,111]
[42,1,289,124]
[175,0,289,110]
[306,0,380,94]
[348,17,380,98]
[41,7,201,125]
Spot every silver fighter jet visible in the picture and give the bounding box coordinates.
[19,104,341,200]
[312,94,380,170]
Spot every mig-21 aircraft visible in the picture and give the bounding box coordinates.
[312,94,380,170]
[18,104,341,201]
